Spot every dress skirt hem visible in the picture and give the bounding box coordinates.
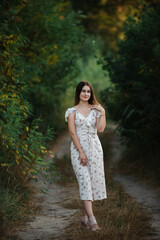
[80,196,107,202]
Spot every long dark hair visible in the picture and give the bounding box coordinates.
[74,81,99,106]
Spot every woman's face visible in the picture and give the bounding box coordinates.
[79,85,91,102]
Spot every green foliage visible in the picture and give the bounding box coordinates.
[58,36,112,119]
[71,0,146,51]
[18,0,86,131]
[102,4,160,149]
[0,5,54,190]
[0,0,87,232]
[76,37,111,95]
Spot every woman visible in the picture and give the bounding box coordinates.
[65,81,107,231]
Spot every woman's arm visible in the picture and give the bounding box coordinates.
[90,105,106,132]
[96,112,106,133]
[68,111,87,166]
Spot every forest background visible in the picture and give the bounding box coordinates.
[0,0,160,234]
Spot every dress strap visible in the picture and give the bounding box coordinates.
[65,107,76,122]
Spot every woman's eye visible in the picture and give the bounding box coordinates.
[82,90,90,93]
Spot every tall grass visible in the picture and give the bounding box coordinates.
[0,185,33,236]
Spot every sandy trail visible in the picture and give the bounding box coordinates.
[17,132,79,240]
[17,127,160,240]
[108,124,160,239]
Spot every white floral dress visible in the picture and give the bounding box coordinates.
[65,107,107,201]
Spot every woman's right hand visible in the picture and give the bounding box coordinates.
[79,150,87,166]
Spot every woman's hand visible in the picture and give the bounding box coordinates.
[90,104,105,114]
[79,150,87,166]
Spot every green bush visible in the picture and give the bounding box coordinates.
[102,4,160,149]
[18,0,86,131]
[0,23,53,188]
[0,0,87,232]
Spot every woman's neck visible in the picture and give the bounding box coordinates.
[78,100,89,108]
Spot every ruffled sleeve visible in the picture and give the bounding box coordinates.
[65,107,76,122]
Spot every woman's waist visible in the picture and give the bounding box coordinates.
[70,133,99,148]
[76,128,97,136]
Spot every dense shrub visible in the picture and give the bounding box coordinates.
[19,0,86,131]
[0,0,86,231]
[0,3,52,185]
[102,5,160,149]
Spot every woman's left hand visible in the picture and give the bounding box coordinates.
[90,104,105,114]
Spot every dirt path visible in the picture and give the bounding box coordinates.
[17,132,80,240]
[17,127,160,240]
[114,174,160,238]
[108,125,160,239]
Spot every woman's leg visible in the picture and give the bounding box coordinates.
[82,200,100,230]
[82,200,93,217]
[81,201,91,227]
